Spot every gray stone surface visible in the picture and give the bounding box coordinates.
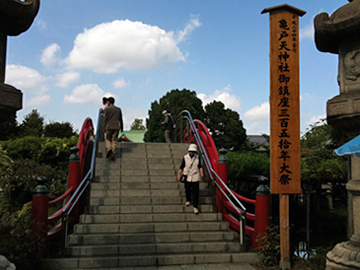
[315,1,360,269]
[315,0,360,136]
[0,255,15,270]
[46,143,260,269]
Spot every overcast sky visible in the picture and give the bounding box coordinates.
[5,0,344,135]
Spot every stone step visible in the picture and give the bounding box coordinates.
[44,252,260,269]
[87,204,213,214]
[93,175,189,183]
[50,142,248,270]
[68,231,240,245]
[65,241,241,257]
[90,181,208,190]
[89,196,213,206]
[96,169,178,177]
[90,188,211,198]
[79,212,222,224]
[73,221,229,234]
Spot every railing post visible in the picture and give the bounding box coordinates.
[187,122,190,143]
[254,176,270,249]
[32,176,49,255]
[68,146,81,224]
[217,148,228,214]
[239,211,246,251]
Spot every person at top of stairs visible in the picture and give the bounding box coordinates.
[161,110,175,143]
[177,143,204,215]
[104,96,123,161]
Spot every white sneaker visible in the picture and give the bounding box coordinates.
[185,201,190,206]
[193,207,199,214]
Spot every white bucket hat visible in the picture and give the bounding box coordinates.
[188,144,197,152]
[162,110,167,115]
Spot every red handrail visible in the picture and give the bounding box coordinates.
[49,186,74,205]
[49,119,93,238]
[32,117,95,252]
[77,117,94,177]
[185,118,269,249]
[231,190,256,204]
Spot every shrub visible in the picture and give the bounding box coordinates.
[0,203,43,270]
[1,135,78,170]
[257,224,280,266]
[0,159,68,212]
[0,136,77,213]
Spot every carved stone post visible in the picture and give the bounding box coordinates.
[0,0,40,139]
[314,1,360,268]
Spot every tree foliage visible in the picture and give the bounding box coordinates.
[300,120,348,184]
[204,101,247,151]
[227,151,270,197]
[19,109,44,137]
[0,110,80,268]
[144,89,247,151]
[0,136,78,212]
[144,89,205,142]
[44,121,77,138]
[130,118,146,131]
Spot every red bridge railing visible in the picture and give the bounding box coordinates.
[31,117,95,254]
[179,110,270,249]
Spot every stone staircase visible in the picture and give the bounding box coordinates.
[45,142,260,269]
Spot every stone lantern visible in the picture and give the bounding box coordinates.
[314,0,360,268]
[0,0,40,138]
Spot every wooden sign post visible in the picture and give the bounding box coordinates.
[261,5,306,270]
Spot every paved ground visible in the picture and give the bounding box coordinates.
[121,263,256,270]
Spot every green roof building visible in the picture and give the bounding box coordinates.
[118,130,146,143]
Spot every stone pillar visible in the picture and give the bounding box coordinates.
[326,155,360,269]
[0,0,40,139]
[314,1,360,268]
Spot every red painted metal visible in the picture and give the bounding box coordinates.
[217,162,228,215]
[186,118,270,249]
[223,213,254,239]
[194,120,218,168]
[247,212,256,221]
[47,223,62,240]
[48,205,66,222]
[32,117,94,247]
[77,117,94,177]
[231,190,256,204]
[48,186,73,205]
[254,194,270,248]
[68,157,81,223]
[32,194,49,255]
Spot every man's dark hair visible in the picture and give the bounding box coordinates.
[102,97,108,104]
[108,97,115,104]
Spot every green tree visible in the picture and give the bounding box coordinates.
[227,151,270,197]
[144,89,205,142]
[130,118,146,131]
[301,121,348,185]
[19,109,44,137]
[44,121,76,138]
[204,101,247,151]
